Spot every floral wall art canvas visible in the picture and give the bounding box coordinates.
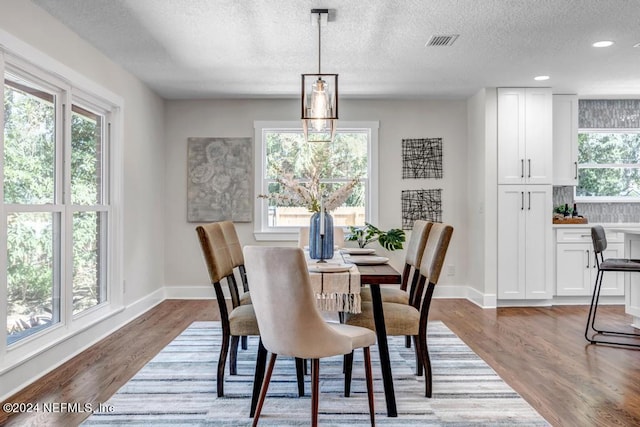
[187,137,252,222]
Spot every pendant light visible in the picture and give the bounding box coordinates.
[301,9,338,143]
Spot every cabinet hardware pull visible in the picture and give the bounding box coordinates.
[574,162,578,180]
[528,191,531,210]
[586,250,590,268]
[528,159,531,178]
[521,192,524,210]
[521,159,524,178]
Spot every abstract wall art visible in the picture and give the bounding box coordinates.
[401,189,442,229]
[187,137,252,222]
[401,138,443,179]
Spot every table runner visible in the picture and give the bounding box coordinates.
[306,252,361,314]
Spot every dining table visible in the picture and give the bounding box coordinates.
[249,249,402,418]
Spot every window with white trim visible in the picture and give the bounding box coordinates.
[1,51,122,360]
[253,121,378,240]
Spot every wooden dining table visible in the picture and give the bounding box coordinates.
[249,259,402,418]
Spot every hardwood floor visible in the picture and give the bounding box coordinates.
[2,299,640,426]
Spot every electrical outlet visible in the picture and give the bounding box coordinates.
[447,265,455,276]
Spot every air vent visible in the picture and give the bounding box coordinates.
[426,34,459,47]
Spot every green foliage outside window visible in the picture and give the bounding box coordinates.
[576,132,640,197]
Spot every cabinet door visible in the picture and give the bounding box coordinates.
[498,88,526,184]
[552,94,578,186]
[498,185,526,299]
[524,88,553,184]
[524,186,553,298]
[598,243,625,296]
[556,243,591,296]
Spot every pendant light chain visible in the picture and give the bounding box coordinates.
[317,12,322,74]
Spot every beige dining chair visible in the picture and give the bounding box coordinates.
[297,226,345,248]
[360,220,432,306]
[244,246,376,427]
[195,222,260,397]
[344,222,453,398]
[219,221,252,352]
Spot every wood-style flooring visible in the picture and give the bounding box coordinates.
[2,299,640,427]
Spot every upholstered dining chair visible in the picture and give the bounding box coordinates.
[297,226,345,249]
[220,221,251,351]
[195,222,260,397]
[244,246,376,427]
[585,225,640,347]
[360,220,432,306]
[344,222,453,398]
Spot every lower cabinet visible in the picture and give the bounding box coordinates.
[498,185,553,299]
[555,228,624,296]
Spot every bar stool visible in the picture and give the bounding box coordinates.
[585,225,640,347]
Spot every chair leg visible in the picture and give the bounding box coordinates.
[242,335,248,350]
[218,331,230,397]
[250,340,268,418]
[311,359,320,427]
[230,335,239,375]
[344,351,354,397]
[295,358,306,397]
[252,352,277,427]
[363,347,375,427]
[405,335,412,348]
[413,335,423,376]
[416,333,432,397]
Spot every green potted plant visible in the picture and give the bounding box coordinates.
[345,222,406,251]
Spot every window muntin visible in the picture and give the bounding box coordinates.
[262,129,369,228]
[577,131,640,198]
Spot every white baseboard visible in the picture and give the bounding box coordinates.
[0,289,164,402]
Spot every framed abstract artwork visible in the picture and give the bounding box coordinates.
[401,189,442,230]
[402,138,443,179]
[187,137,252,222]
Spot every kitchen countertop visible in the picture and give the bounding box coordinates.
[552,222,640,229]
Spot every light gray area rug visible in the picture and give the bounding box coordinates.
[82,321,549,426]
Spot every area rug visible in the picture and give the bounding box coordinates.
[82,321,549,426]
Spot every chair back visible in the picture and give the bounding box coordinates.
[402,221,432,293]
[196,222,242,309]
[243,246,352,359]
[591,225,608,254]
[419,223,454,286]
[220,221,249,292]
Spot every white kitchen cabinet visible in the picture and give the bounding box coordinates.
[552,94,579,186]
[498,88,553,185]
[498,185,553,299]
[555,228,625,296]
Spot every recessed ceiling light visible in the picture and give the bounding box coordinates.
[592,40,615,47]
[534,75,550,81]
[634,42,640,48]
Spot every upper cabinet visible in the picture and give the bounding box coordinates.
[497,88,553,185]
[552,94,579,186]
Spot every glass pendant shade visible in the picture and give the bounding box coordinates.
[301,73,338,142]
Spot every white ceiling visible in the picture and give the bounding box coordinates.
[30,0,640,100]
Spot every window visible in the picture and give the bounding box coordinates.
[576,131,640,198]
[1,51,121,361]
[254,121,378,240]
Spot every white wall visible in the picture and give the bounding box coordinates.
[164,98,469,296]
[466,89,498,306]
[0,0,166,399]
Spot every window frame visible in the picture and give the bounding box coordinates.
[0,42,124,370]
[575,127,640,202]
[253,121,379,241]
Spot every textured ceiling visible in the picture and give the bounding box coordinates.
[30,0,640,100]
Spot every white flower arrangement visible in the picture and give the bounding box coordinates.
[259,171,360,213]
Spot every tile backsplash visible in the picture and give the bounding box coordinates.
[553,186,640,223]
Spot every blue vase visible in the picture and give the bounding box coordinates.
[309,211,334,260]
